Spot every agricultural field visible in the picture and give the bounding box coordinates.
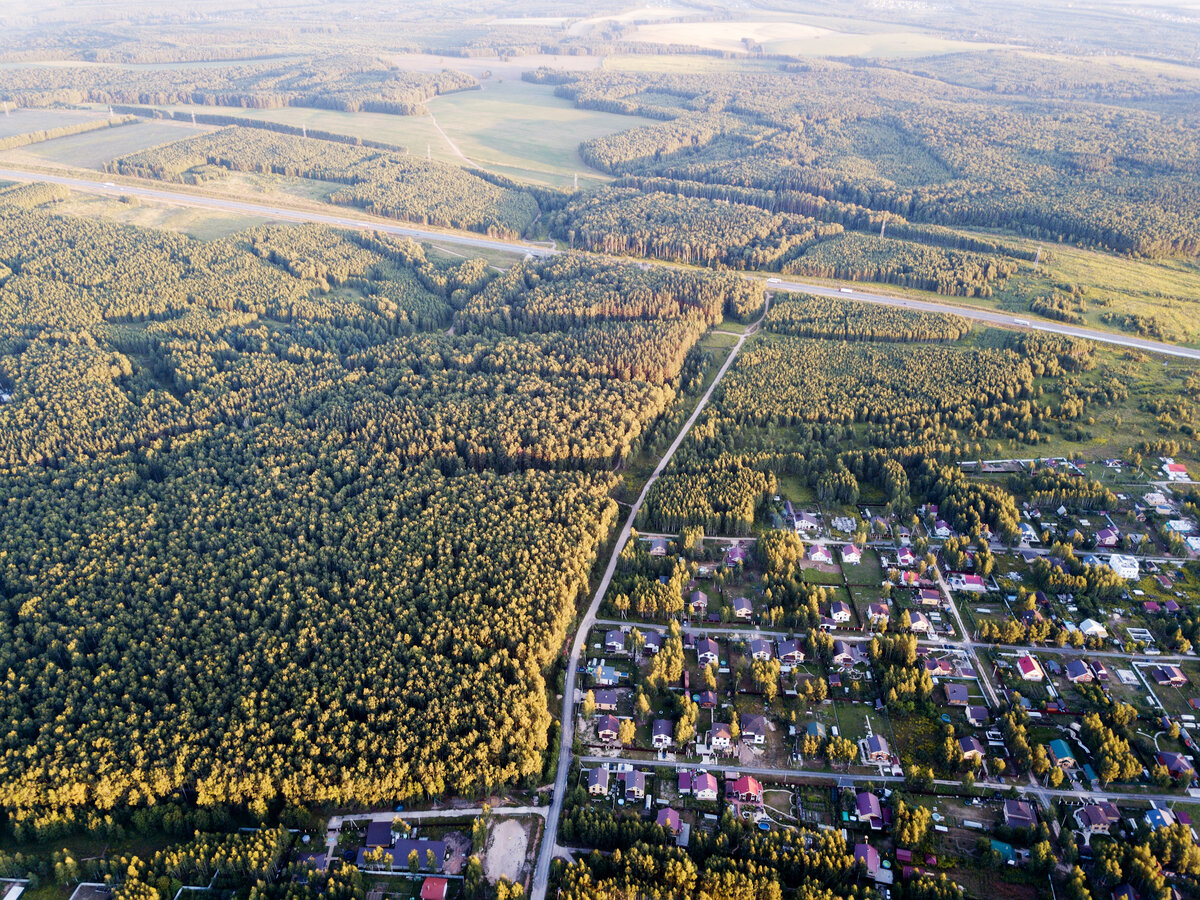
[6,118,205,168]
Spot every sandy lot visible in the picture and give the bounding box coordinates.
[484,818,529,883]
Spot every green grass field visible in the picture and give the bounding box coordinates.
[424,77,644,186]
[10,119,205,169]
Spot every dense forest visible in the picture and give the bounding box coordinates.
[111,126,541,238]
[0,192,760,833]
[537,59,1200,259]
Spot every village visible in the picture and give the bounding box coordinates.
[558,454,1200,898]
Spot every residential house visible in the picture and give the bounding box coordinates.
[867,602,890,625]
[1003,799,1037,830]
[587,767,610,796]
[730,774,763,803]
[749,638,773,661]
[732,596,753,620]
[623,770,646,801]
[854,844,881,878]
[1017,655,1045,681]
[1048,739,1077,768]
[856,791,883,829]
[649,538,669,556]
[593,689,619,711]
[795,512,821,532]
[1109,555,1139,580]
[1157,751,1195,780]
[698,690,718,709]
[833,640,863,667]
[653,719,674,750]
[1154,665,1189,687]
[897,547,916,567]
[365,821,394,847]
[959,736,985,762]
[925,656,954,677]
[810,544,834,564]
[742,714,767,745]
[605,630,626,654]
[420,878,449,900]
[693,772,719,801]
[916,588,942,606]
[866,734,891,761]
[909,611,933,634]
[1092,660,1110,681]
[944,683,969,706]
[843,545,863,564]
[933,520,953,539]
[643,632,663,654]
[966,705,989,727]
[710,723,733,752]
[830,600,853,623]
[389,840,446,873]
[656,808,682,835]
[689,590,709,616]
[949,573,986,592]
[1112,886,1140,900]
[697,638,720,668]
[593,664,619,687]
[1163,461,1190,482]
[596,714,620,742]
[1079,618,1108,638]
[726,543,748,566]
[1074,802,1120,839]
[1145,804,1178,830]
[806,721,828,741]
[1019,522,1039,543]
[1096,528,1120,548]
[678,771,692,795]
[1065,660,1093,683]
[778,639,805,665]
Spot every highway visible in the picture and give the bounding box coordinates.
[0,167,557,260]
[4,165,1200,361]
[531,303,767,900]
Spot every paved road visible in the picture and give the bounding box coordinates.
[577,757,1200,806]
[4,165,1200,361]
[531,304,767,900]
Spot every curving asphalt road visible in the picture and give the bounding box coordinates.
[3,165,1200,360]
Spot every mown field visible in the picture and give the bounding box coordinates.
[8,119,205,168]
[0,107,106,138]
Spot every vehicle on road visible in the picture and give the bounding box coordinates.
[1014,318,1031,326]
[839,287,853,293]
[767,277,781,284]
